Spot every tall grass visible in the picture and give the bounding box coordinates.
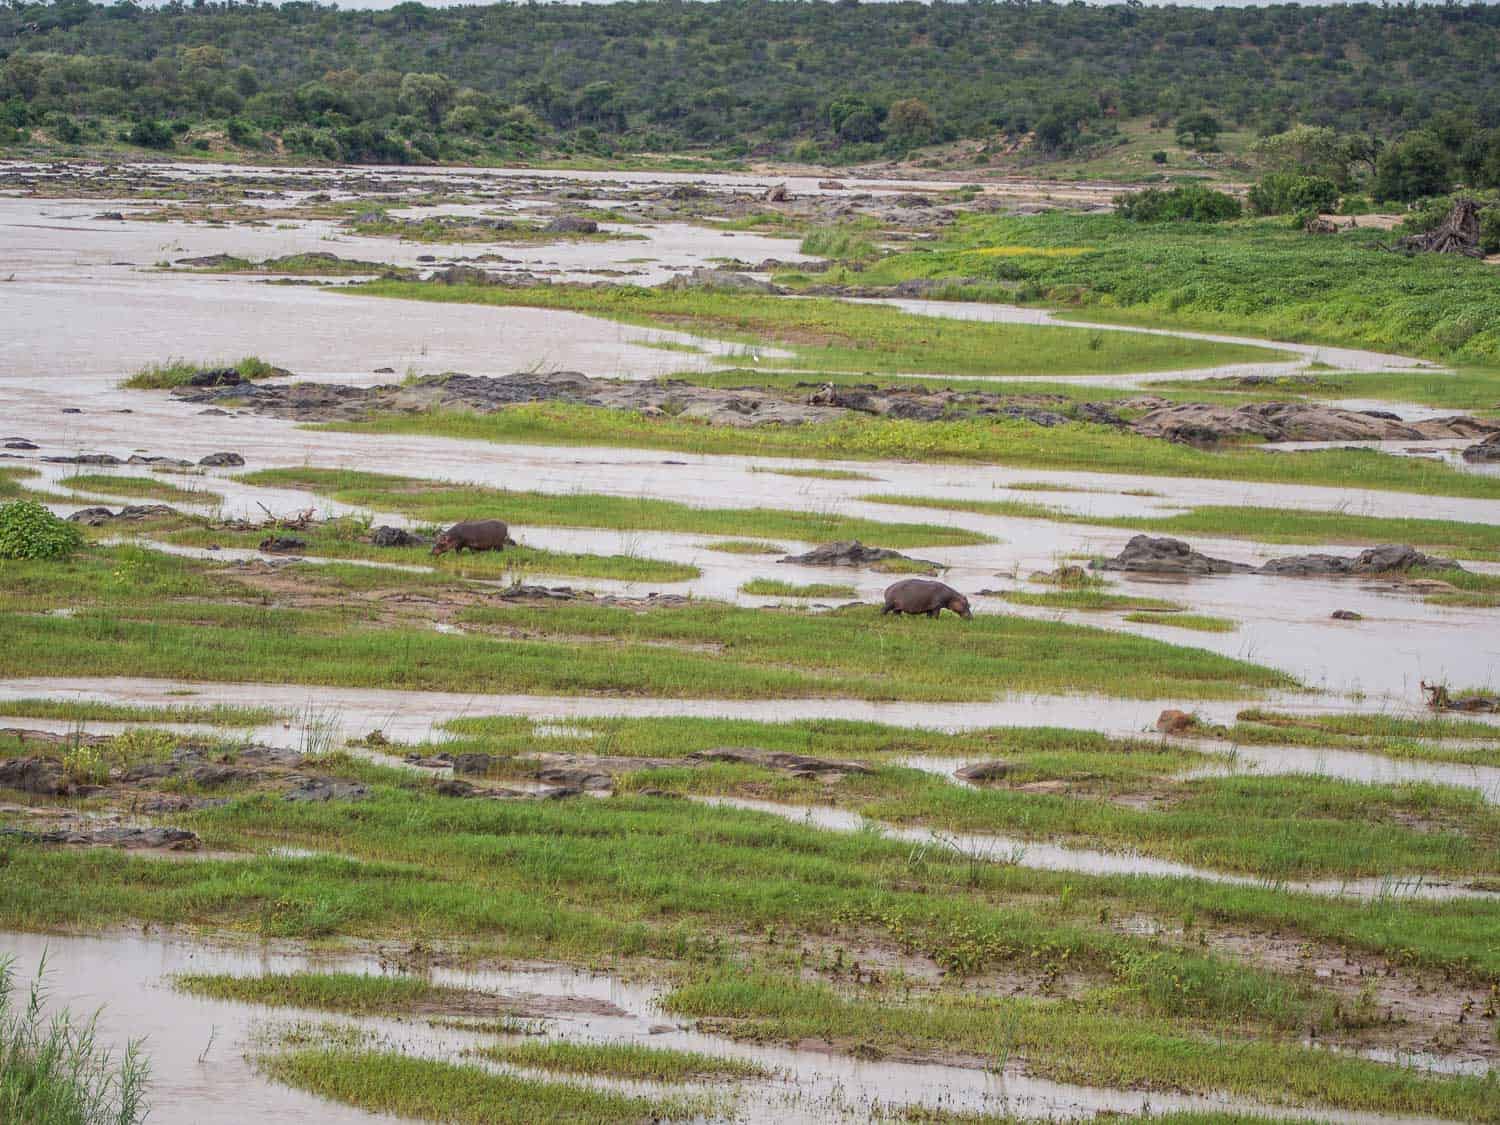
[0,957,149,1125]
[122,355,278,390]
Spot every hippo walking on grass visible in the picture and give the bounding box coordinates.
[431,519,518,557]
[881,578,972,619]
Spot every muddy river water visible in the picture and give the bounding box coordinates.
[3,160,1498,1120]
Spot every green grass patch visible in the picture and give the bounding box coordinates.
[0,698,278,727]
[346,280,1284,377]
[750,466,880,481]
[235,467,990,549]
[1125,612,1236,632]
[798,211,1500,365]
[63,473,219,504]
[1224,710,1500,768]
[702,540,786,555]
[476,1041,767,1083]
[260,1049,702,1123]
[175,972,445,1015]
[739,579,857,599]
[122,355,280,390]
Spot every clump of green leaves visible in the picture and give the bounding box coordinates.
[1115,185,1241,223]
[0,501,84,560]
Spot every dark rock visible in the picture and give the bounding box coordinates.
[258,535,307,552]
[954,760,1012,782]
[44,453,120,465]
[60,408,82,414]
[450,753,496,776]
[188,368,244,388]
[2,824,199,849]
[199,451,245,467]
[780,539,941,572]
[283,777,369,802]
[1094,536,1251,576]
[189,764,251,787]
[1331,610,1363,620]
[1462,433,1500,463]
[1075,402,1126,427]
[0,756,70,796]
[117,505,177,521]
[3,440,38,450]
[370,525,426,548]
[198,409,231,416]
[435,778,478,798]
[67,506,117,525]
[546,215,600,234]
[416,255,437,263]
[96,211,124,221]
[764,183,789,202]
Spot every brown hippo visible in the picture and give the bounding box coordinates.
[881,578,972,619]
[431,519,518,557]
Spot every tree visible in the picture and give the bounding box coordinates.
[886,98,936,148]
[1373,132,1453,203]
[398,72,453,126]
[1175,112,1221,151]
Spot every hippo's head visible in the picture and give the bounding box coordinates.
[948,594,973,620]
[431,533,457,557]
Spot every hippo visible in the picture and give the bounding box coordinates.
[881,578,972,620]
[431,519,518,557]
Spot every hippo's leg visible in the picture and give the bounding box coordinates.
[927,608,941,618]
[881,603,895,615]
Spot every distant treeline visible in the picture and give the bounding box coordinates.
[4,0,1500,164]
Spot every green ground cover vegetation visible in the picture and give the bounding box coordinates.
[346,281,1281,376]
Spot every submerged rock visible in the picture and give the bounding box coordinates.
[545,214,599,234]
[1262,544,1462,577]
[199,451,245,467]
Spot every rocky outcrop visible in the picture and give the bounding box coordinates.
[1095,536,1252,575]
[1099,536,1462,579]
[0,756,72,795]
[1260,544,1461,577]
[283,777,369,802]
[199,451,245,467]
[258,535,307,552]
[1129,401,1498,445]
[780,540,940,572]
[67,505,178,525]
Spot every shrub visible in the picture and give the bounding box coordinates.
[1247,172,1339,216]
[1115,185,1241,223]
[0,501,84,560]
[127,119,173,149]
[1151,151,1168,164]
